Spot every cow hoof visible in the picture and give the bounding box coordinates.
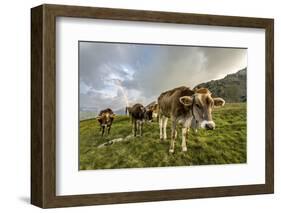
[182,147,187,152]
[169,149,174,153]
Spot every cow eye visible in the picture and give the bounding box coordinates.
[195,104,201,108]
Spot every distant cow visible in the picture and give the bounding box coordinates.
[145,102,158,121]
[144,108,153,122]
[126,104,154,123]
[158,86,225,153]
[125,106,133,123]
[131,103,146,136]
[143,102,154,122]
[152,103,159,120]
[96,108,115,136]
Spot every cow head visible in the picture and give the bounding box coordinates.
[97,112,115,126]
[144,109,153,122]
[179,88,225,130]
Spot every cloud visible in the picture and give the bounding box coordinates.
[79,42,247,113]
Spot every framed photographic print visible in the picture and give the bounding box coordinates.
[31,4,274,208]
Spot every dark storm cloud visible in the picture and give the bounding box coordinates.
[79,42,247,112]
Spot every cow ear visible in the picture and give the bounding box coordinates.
[179,96,193,106]
[213,97,225,107]
[110,114,115,118]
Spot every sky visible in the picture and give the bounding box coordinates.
[79,42,247,113]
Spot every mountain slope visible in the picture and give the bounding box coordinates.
[194,68,247,103]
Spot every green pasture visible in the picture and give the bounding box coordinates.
[79,103,247,170]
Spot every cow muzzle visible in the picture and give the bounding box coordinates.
[200,120,215,130]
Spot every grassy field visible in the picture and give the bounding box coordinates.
[79,103,246,170]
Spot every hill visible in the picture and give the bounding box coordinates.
[194,68,247,103]
[79,103,246,170]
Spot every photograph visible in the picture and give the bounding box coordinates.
[79,41,247,170]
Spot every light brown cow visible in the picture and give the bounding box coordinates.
[158,86,225,153]
[145,102,159,121]
[96,108,115,136]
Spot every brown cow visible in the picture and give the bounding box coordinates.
[145,102,158,122]
[130,103,146,136]
[158,86,225,153]
[96,108,115,136]
[126,104,154,123]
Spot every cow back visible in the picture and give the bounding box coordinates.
[158,86,194,117]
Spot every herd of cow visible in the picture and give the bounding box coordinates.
[96,86,225,153]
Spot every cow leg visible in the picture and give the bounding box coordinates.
[107,125,111,135]
[136,120,139,136]
[131,119,134,134]
[101,126,105,136]
[159,116,163,140]
[181,128,188,152]
[140,121,143,136]
[141,122,144,135]
[131,118,135,135]
[163,117,168,140]
[134,120,137,137]
[169,119,177,153]
[192,120,198,134]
